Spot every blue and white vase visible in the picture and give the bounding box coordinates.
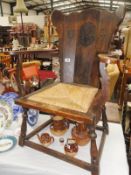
[0,92,23,121]
[27,109,39,127]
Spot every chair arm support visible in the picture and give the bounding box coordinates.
[99,62,110,102]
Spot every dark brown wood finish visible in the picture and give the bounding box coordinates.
[19,108,28,146]
[52,8,123,87]
[9,49,59,58]
[15,6,125,175]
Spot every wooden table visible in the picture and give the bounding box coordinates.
[9,49,58,58]
[9,49,59,67]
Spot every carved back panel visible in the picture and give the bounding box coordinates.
[52,7,124,87]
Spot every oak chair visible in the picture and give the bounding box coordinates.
[15,6,125,175]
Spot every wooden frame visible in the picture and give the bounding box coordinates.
[16,83,108,175]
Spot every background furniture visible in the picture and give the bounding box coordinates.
[0,53,11,68]
[43,14,58,46]
[0,53,11,84]
[122,84,131,172]
[0,26,11,47]
[9,23,42,47]
[118,60,131,108]
[98,53,120,99]
[9,49,58,95]
[122,27,131,59]
[9,59,57,93]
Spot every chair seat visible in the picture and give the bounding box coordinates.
[28,83,98,113]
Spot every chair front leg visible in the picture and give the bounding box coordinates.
[102,105,109,134]
[19,108,28,146]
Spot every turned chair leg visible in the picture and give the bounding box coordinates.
[90,125,99,175]
[122,101,127,133]
[19,108,28,146]
[102,105,109,134]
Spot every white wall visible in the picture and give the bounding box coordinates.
[1,2,10,16]
[17,15,44,29]
[0,16,10,26]
[28,10,37,16]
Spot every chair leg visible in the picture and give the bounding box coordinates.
[129,136,131,158]
[19,108,28,146]
[90,125,99,175]
[127,111,131,158]
[122,102,127,133]
[102,105,109,134]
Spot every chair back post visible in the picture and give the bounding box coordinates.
[99,62,110,102]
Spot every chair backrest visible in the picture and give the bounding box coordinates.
[52,6,125,88]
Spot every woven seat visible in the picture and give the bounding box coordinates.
[28,83,98,113]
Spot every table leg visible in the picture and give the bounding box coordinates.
[119,72,127,109]
[19,108,28,146]
[90,125,99,175]
[122,101,127,133]
[16,53,25,96]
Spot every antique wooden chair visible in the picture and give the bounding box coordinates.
[15,6,125,175]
